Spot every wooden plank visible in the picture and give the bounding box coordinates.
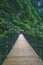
[2,34,43,65]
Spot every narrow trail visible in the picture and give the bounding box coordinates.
[2,34,43,65]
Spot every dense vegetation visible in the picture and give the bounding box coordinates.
[31,0,43,18]
[0,0,43,64]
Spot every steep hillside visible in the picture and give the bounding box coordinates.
[0,0,42,34]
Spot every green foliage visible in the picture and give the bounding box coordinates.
[0,0,43,64]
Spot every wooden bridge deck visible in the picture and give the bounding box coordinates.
[2,34,43,65]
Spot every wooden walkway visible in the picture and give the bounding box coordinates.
[2,34,43,65]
